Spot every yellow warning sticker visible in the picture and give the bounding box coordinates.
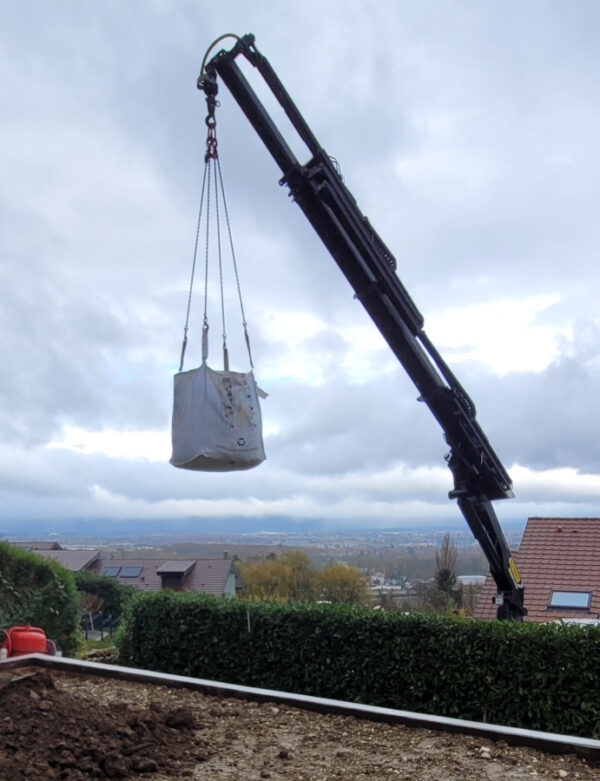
[508,557,522,585]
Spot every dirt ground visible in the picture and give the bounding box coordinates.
[0,668,598,780]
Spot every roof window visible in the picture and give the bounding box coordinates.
[549,591,592,609]
[120,565,143,578]
[100,565,121,577]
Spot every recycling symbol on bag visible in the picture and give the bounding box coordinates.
[237,437,246,447]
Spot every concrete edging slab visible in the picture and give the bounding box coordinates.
[3,653,599,760]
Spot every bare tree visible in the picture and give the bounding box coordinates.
[433,534,462,608]
[79,592,104,630]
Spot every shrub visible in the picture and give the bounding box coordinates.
[0,542,80,656]
[120,591,600,738]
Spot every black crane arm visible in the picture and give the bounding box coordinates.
[199,34,525,620]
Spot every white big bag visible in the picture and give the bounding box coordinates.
[170,362,265,472]
[171,105,266,473]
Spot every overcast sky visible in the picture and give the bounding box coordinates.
[2,1,600,537]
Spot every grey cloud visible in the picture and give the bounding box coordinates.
[2,1,600,531]
[265,371,446,476]
[456,353,600,474]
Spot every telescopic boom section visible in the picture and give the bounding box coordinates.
[199,34,525,620]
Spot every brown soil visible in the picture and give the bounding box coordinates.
[0,668,598,780]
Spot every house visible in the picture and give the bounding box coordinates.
[6,541,242,597]
[474,517,600,623]
[7,541,101,572]
[90,557,242,597]
[9,541,64,551]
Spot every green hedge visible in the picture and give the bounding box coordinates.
[0,542,80,656]
[120,591,600,738]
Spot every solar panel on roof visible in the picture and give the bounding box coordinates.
[120,565,143,578]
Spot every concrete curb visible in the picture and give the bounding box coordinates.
[3,653,599,760]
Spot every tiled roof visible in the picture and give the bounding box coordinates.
[32,549,101,571]
[187,559,238,594]
[92,557,237,595]
[474,517,600,622]
[8,541,63,550]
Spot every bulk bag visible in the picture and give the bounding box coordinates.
[170,362,266,472]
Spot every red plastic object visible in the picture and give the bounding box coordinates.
[4,626,48,657]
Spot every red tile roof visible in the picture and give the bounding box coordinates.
[474,517,600,622]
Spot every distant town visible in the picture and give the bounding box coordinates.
[3,526,524,552]
[3,527,525,593]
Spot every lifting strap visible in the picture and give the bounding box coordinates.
[178,89,254,374]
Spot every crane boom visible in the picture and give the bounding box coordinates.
[199,33,525,620]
